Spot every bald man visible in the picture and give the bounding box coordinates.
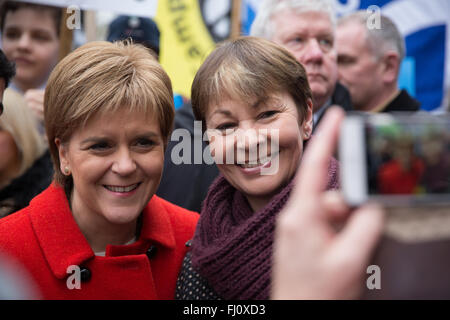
[336,11,420,112]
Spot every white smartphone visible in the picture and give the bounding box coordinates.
[339,112,450,207]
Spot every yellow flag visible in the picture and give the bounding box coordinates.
[156,0,216,98]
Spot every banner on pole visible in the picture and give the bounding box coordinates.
[155,0,217,98]
[13,0,158,17]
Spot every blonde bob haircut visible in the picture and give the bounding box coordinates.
[45,41,174,188]
[191,36,312,128]
[0,88,46,176]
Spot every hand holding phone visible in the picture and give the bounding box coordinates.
[340,113,450,299]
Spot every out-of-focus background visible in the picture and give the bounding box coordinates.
[1,0,448,111]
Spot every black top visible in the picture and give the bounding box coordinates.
[382,89,421,113]
[156,102,219,213]
[176,249,221,300]
[0,150,53,218]
[314,81,353,130]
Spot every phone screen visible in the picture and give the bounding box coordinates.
[364,115,450,197]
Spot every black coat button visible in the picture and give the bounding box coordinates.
[146,245,158,259]
[80,267,91,282]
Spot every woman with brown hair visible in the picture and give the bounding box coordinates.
[176,36,340,299]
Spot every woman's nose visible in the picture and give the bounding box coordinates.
[111,148,137,176]
[235,127,268,163]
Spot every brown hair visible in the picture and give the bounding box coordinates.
[191,36,312,128]
[44,41,174,188]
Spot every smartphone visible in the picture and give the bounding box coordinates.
[339,112,450,206]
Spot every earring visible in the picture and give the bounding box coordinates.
[63,167,71,175]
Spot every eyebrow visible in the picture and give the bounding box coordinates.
[80,131,160,145]
[209,96,279,118]
[210,109,232,117]
[251,97,268,109]
[212,97,274,116]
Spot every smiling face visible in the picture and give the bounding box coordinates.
[1,7,60,92]
[56,108,165,228]
[270,10,337,110]
[206,92,313,211]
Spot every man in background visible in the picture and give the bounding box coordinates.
[251,0,353,128]
[336,11,420,112]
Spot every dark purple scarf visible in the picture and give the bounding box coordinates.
[191,157,340,300]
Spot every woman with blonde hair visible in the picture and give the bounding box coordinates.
[0,88,52,217]
[0,41,198,299]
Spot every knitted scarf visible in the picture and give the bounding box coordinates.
[191,157,340,300]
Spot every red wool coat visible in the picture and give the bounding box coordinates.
[0,184,199,299]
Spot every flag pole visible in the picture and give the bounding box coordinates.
[58,8,73,61]
[230,0,242,39]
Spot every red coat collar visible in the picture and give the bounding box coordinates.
[28,183,176,279]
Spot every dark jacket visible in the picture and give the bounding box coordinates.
[156,102,219,213]
[314,82,353,130]
[382,89,421,113]
[0,150,53,218]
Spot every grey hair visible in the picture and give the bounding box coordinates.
[338,10,405,61]
[250,0,336,40]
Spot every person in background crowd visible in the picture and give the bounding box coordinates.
[0,1,61,126]
[419,129,450,193]
[0,48,40,300]
[0,41,198,299]
[336,11,420,113]
[250,0,353,129]
[0,88,52,217]
[156,100,219,213]
[176,36,339,299]
[377,133,424,194]
[107,15,160,58]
